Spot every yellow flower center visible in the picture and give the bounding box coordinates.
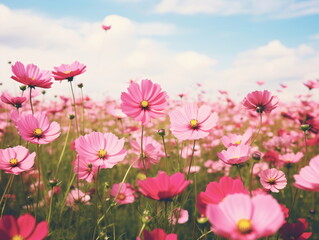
[33,128,43,137]
[268,177,276,184]
[11,235,25,240]
[65,71,72,74]
[233,156,240,159]
[190,119,198,129]
[286,159,291,162]
[235,140,241,145]
[98,149,107,158]
[237,219,252,234]
[9,158,19,167]
[117,193,126,200]
[140,100,149,109]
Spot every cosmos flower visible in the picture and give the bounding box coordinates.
[138,171,190,201]
[11,61,53,89]
[1,91,27,109]
[0,213,48,240]
[16,112,61,144]
[279,218,312,240]
[294,155,319,191]
[75,132,126,169]
[0,146,35,175]
[206,193,285,240]
[52,61,86,81]
[66,188,91,210]
[73,156,99,183]
[259,168,287,193]
[242,90,278,114]
[110,183,136,205]
[279,152,304,165]
[217,145,251,165]
[169,103,218,140]
[221,129,253,148]
[120,79,168,125]
[136,228,178,240]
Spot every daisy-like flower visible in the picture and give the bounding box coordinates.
[120,79,168,125]
[1,91,27,109]
[169,103,218,140]
[242,90,278,114]
[0,146,35,175]
[138,171,190,201]
[110,182,136,205]
[259,168,287,193]
[52,61,86,81]
[279,152,304,165]
[0,213,48,240]
[217,145,251,165]
[73,156,99,183]
[197,176,248,215]
[75,132,126,169]
[294,155,319,191]
[16,112,61,144]
[11,61,53,89]
[66,188,91,210]
[137,228,178,240]
[221,129,253,148]
[206,193,285,240]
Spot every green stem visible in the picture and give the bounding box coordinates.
[47,187,54,225]
[196,230,213,240]
[250,113,262,145]
[35,144,41,220]
[69,81,80,136]
[29,87,34,115]
[140,124,147,175]
[186,140,196,180]
[56,119,72,175]
[138,223,146,238]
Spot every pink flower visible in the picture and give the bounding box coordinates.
[294,155,319,191]
[242,90,278,114]
[11,61,53,89]
[137,228,178,240]
[206,193,285,240]
[279,218,312,240]
[75,132,126,169]
[0,146,35,175]
[138,171,190,201]
[1,92,27,109]
[221,129,252,148]
[303,80,319,90]
[279,152,304,165]
[168,208,189,225]
[169,103,218,140]
[66,188,91,210]
[102,25,111,31]
[73,156,99,183]
[217,145,251,165]
[0,213,48,240]
[197,176,248,215]
[120,79,168,125]
[52,61,86,81]
[110,183,136,205]
[259,168,287,193]
[16,112,61,144]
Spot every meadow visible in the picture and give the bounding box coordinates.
[0,61,318,240]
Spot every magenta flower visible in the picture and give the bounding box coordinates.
[294,155,319,191]
[138,171,190,201]
[110,183,136,205]
[120,79,168,125]
[169,103,218,140]
[73,156,99,183]
[1,92,27,109]
[75,132,126,169]
[242,90,278,114]
[259,168,287,193]
[0,146,35,175]
[11,61,53,89]
[279,218,312,240]
[217,145,251,165]
[52,61,86,81]
[137,228,178,240]
[206,193,285,240]
[0,213,48,240]
[16,112,61,144]
[197,176,249,215]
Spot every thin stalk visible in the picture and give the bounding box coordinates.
[80,87,85,135]
[138,223,146,238]
[56,119,72,175]
[29,87,34,114]
[0,175,15,208]
[186,140,196,180]
[47,187,54,225]
[35,144,41,220]
[249,161,256,196]
[20,174,30,213]
[250,113,262,145]
[69,81,80,136]
[140,125,147,174]
[236,165,244,183]
[59,173,76,216]
[196,230,213,240]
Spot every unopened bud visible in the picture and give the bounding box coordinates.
[78,83,84,88]
[158,129,166,137]
[20,85,27,91]
[252,151,262,161]
[69,114,75,120]
[300,124,310,132]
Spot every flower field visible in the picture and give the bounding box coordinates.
[0,61,319,240]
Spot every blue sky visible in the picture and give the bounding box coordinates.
[1,0,319,101]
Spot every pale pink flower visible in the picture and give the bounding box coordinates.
[16,112,61,144]
[217,145,251,165]
[75,132,126,169]
[221,129,252,148]
[74,156,99,183]
[279,152,303,165]
[259,168,287,193]
[0,146,35,175]
[169,103,218,140]
[120,79,168,125]
[1,91,27,109]
[11,61,53,89]
[66,188,90,210]
[168,208,189,225]
[303,80,319,90]
[206,193,285,240]
[242,90,278,114]
[294,155,319,191]
[110,183,136,205]
[52,61,86,81]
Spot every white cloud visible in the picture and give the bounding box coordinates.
[154,0,319,18]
